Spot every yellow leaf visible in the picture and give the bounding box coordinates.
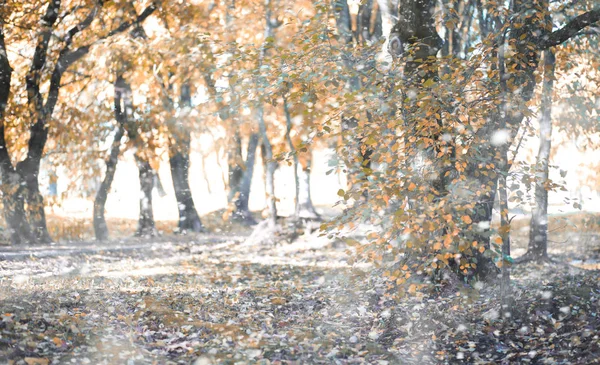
[498,224,510,235]
[479,246,485,253]
[423,78,436,87]
[270,297,286,305]
[444,235,453,247]
[24,359,49,365]
[408,284,417,294]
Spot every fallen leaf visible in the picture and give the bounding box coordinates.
[24,358,49,365]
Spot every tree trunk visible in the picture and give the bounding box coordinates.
[526,49,555,262]
[258,113,278,229]
[298,155,320,219]
[393,0,444,194]
[170,144,204,233]
[169,82,203,233]
[260,140,268,185]
[136,156,157,237]
[115,75,157,237]
[499,154,512,302]
[465,0,546,279]
[0,27,36,245]
[93,73,130,241]
[1,182,37,245]
[249,0,280,230]
[93,126,124,241]
[334,1,373,192]
[283,98,300,217]
[227,128,244,203]
[231,133,259,224]
[16,156,52,243]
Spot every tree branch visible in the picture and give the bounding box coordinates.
[539,7,600,49]
[102,3,157,41]
[44,1,104,116]
[63,1,104,48]
[44,2,157,118]
[43,45,90,116]
[574,26,600,37]
[31,2,156,162]
[26,0,61,120]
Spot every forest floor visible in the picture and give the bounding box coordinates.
[0,212,599,364]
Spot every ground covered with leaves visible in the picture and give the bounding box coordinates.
[1,225,599,364]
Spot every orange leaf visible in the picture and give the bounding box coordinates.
[444,235,453,247]
[24,359,49,365]
[461,215,472,224]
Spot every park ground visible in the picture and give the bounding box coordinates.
[0,211,599,364]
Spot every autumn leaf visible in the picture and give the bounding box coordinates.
[270,297,287,305]
[24,358,49,365]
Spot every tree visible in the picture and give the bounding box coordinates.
[313,0,600,289]
[523,49,556,262]
[93,72,128,241]
[255,0,283,229]
[168,83,204,233]
[0,0,156,244]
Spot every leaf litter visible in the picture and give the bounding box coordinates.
[0,232,599,364]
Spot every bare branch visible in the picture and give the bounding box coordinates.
[103,3,157,41]
[539,7,600,49]
[63,1,104,47]
[26,0,61,119]
[45,2,157,118]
